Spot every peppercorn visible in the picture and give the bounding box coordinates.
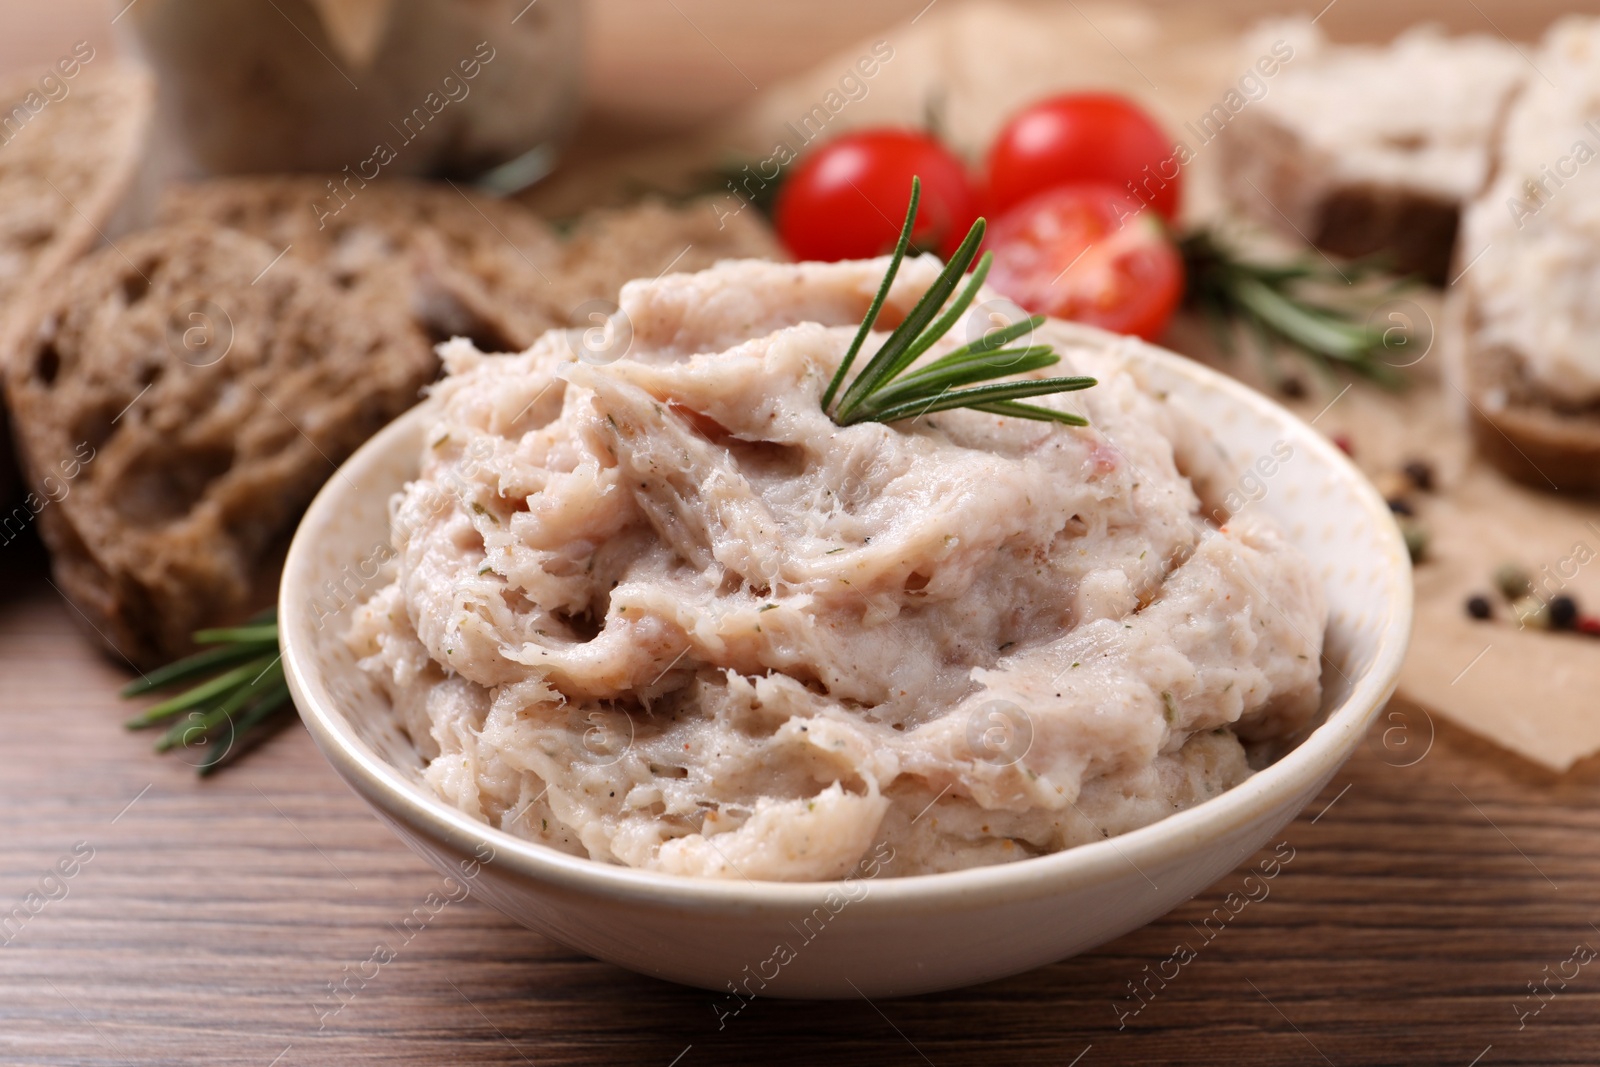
[1465,594,1493,620]
[1332,434,1354,456]
[1494,563,1532,601]
[1512,596,1550,630]
[1549,595,1579,630]
[1280,378,1306,399]
[1579,617,1600,638]
[1402,459,1435,493]
[1388,498,1415,517]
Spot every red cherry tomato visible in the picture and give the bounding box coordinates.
[985,93,1182,222]
[775,130,980,261]
[985,184,1183,342]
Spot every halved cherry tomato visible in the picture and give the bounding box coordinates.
[774,130,980,261]
[985,184,1183,341]
[985,93,1182,222]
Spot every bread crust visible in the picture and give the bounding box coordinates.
[1459,302,1600,493]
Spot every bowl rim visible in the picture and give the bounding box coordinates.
[281,331,1413,916]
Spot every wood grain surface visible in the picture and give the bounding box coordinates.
[5,2,1600,1065]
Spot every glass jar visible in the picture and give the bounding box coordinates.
[124,0,582,191]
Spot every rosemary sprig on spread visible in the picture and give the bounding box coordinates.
[823,177,1097,427]
[121,609,289,775]
[1178,228,1411,388]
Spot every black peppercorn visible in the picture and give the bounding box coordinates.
[1466,594,1492,620]
[1550,595,1579,630]
[1402,459,1435,493]
[1387,498,1415,516]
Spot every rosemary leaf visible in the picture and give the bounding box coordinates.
[927,314,1046,367]
[821,178,921,412]
[863,375,1097,424]
[122,607,293,774]
[1178,227,1412,387]
[971,400,1090,426]
[833,216,989,421]
[866,347,1061,407]
[121,641,274,697]
[124,657,280,729]
[891,251,994,371]
[825,177,1099,430]
[199,683,292,777]
[191,624,280,645]
[153,658,284,752]
[1232,277,1373,360]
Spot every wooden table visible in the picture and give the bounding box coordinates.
[5,1,1600,1064]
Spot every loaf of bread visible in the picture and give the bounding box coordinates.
[3,225,443,667]
[1456,17,1600,493]
[0,63,154,506]
[1221,21,1524,284]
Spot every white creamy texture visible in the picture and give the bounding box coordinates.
[348,257,1327,881]
[1461,17,1600,404]
[1249,19,1523,199]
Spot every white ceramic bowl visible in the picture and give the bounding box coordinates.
[280,328,1412,999]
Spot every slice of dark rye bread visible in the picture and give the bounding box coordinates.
[157,177,785,352]
[1453,18,1600,494]
[0,65,154,505]
[3,225,442,667]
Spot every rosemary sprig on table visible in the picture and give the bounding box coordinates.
[121,609,289,776]
[1178,228,1411,388]
[824,177,1097,427]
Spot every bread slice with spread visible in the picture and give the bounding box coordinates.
[1456,17,1600,493]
